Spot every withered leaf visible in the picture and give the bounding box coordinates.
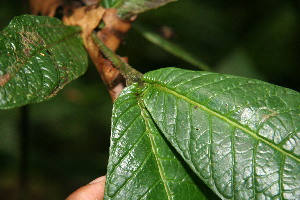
[30,0,63,17]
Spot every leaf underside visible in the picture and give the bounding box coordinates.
[107,67,300,199]
[102,0,176,18]
[0,15,88,109]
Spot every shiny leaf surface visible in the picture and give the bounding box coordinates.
[105,84,209,200]
[142,67,300,199]
[0,15,87,109]
[102,0,176,18]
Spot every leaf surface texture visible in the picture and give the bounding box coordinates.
[105,84,208,200]
[0,15,87,109]
[142,68,300,199]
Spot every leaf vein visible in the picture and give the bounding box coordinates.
[152,84,300,162]
[139,101,172,200]
[110,116,146,174]
[231,128,236,199]
[253,140,258,199]
[109,151,153,199]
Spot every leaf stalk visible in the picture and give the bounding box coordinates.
[92,33,143,86]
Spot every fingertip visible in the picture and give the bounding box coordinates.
[66,176,106,200]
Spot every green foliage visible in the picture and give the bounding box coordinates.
[106,67,300,199]
[0,1,299,199]
[105,84,209,199]
[0,15,88,109]
[102,0,176,18]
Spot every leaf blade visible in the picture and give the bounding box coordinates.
[0,15,88,109]
[105,84,209,200]
[133,24,210,71]
[142,67,300,199]
[102,0,176,19]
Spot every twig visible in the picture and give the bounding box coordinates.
[92,33,143,86]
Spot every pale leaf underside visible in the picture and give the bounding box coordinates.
[102,0,176,18]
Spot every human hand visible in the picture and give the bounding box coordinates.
[66,176,106,200]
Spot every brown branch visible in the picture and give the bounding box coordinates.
[95,9,134,101]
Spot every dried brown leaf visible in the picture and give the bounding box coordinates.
[96,9,134,100]
[30,0,63,17]
[63,5,105,40]
[97,9,132,51]
[63,7,130,101]
[63,5,106,80]
[44,5,133,101]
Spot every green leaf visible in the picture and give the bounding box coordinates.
[215,48,265,80]
[141,67,300,199]
[105,84,210,200]
[102,0,176,19]
[0,15,88,109]
[133,24,210,71]
[101,0,118,8]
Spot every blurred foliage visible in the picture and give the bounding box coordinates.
[0,0,299,199]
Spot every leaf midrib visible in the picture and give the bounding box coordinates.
[148,83,300,163]
[139,100,172,200]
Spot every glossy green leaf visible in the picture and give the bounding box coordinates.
[0,15,88,109]
[102,0,176,19]
[105,84,209,200]
[141,67,300,199]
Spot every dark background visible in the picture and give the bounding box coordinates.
[0,0,299,199]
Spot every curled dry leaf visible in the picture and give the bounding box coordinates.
[30,0,63,17]
[63,7,133,101]
[30,0,100,17]
[97,9,132,51]
[62,5,106,79]
[63,5,105,41]
[96,9,134,100]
